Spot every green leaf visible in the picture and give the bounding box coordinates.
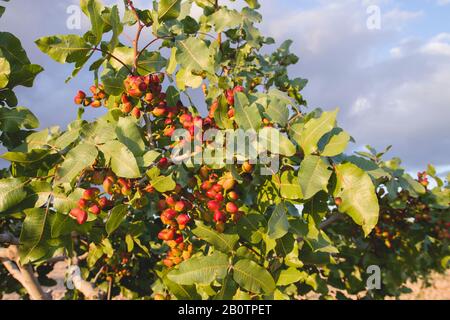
[214,275,238,300]
[167,252,229,285]
[116,116,145,156]
[101,65,127,95]
[53,188,84,214]
[237,214,266,244]
[163,277,202,300]
[176,67,203,90]
[291,108,338,155]
[192,221,239,253]
[82,0,105,45]
[399,174,426,197]
[56,143,98,184]
[150,174,176,193]
[214,95,234,129]
[232,259,275,294]
[268,203,289,239]
[166,47,177,74]
[264,96,289,126]
[53,128,81,150]
[277,268,305,286]
[320,130,350,157]
[0,56,10,87]
[108,5,122,51]
[234,92,261,131]
[273,170,302,200]
[334,163,379,236]
[166,85,180,107]
[51,211,76,238]
[0,32,43,89]
[106,204,128,235]
[158,0,181,21]
[258,127,296,157]
[209,8,242,32]
[0,178,27,212]
[1,149,49,164]
[35,35,91,64]
[298,155,332,200]
[0,106,39,132]
[245,0,261,9]
[99,140,141,179]
[345,155,391,180]
[138,51,167,74]
[142,150,161,167]
[176,37,212,73]
[19,208,49,264]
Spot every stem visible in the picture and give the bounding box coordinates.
[319,214,343,230]
[127,0,145,73]
[133,24,144,73]
[143,113,155,148]
[214,0,222,47]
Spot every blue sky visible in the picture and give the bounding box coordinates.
[0,0,449,175]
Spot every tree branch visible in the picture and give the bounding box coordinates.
[0,245,51,300]
[69,255,105,300]
[319,214,343,230]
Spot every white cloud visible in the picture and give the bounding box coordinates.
[259,0,450,168]
[351,97,372,115]
[436,0,450,6]
[420,33,450,56]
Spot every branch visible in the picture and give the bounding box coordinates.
[69,255,105,300]
[137,37,162,62]
[296,214,343,244]
[127,0,145,73]
[319,214,343,230]
[45,252,88,265]
[0,245,51,300]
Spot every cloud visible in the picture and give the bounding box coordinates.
[0,0,448,172]
[436,0,450,6]
[259,0,450,169]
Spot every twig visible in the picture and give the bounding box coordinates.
[127,0,145,73]
[143,113,155,148]
[0,245,51,300]
[136,37,174,62]
[319,214,343,230]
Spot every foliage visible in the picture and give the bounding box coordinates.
[0,0,448,300]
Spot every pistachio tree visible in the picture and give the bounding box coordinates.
[0,0,448,300]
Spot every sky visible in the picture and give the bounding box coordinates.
[0,0,449,175]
